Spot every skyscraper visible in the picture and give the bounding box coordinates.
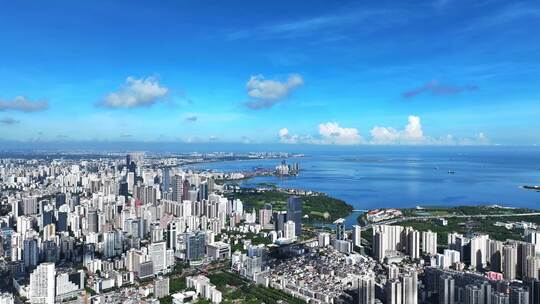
[407,229,420,259]
[287,196,302,236]
[489,240,504,273]
[421,230,438,256]
[503,243,518,280]
[464,284,483,304]
[491,292,509,304]
[273,211,287,233]
[162,167,170,191]
[87,208,98,233]
[509,287,529,304]
[284,220,296,240]
[186,231,206,261]
[358,273,375,304]
[352,225,362,248]
[335,218,345,241]
[401,271,418,304]
[29,262,56,304]
[524,278,540,304]
[172,175,183,203]
[385,279,402,304]
[470,234,489,271]
[439,275,455,304]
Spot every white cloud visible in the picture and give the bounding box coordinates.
[457,132,490,145]
[279,122,363,145]
[0,96,48,112]
[245,74,303,109]
[279,128,289,138]
[278,116,489,146]
[370,115,425,144]
[101,76,168,108]
[278,127,302,144]
[317,122,363,145]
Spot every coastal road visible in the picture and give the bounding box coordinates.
[360,212,540,231]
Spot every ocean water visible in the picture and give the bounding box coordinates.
[191,146,540,216]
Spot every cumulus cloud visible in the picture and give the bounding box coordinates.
[101,76,168,108]
[370,115,426,144]
[279,123,363,145]
[0,96,48,112]
[278,128,302,144]
[403,80,478,98]
[245,74,303,109]
[279,116,489,146]
[317,122,364,145]
[0,117,20,125]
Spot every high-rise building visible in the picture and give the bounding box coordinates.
[524,278,540,304]
[358,273,375,304]
[154,276,170,299]
[491,292,509,304]
[258,204,272,227]
[29,262,56,304]
[479,281,492,304]
[127,172,135,193]
[287,196,302,236]
[422,230,438,256]
[284,220,296,240]
[352,225,362,248]
[407,229,420,259]
[199,181,209,201]
[470,234,490,271]
[401,271,418,304]
[518,242,536,279]
[23,238,39,270]
[509,287,529,304]
[335,218,345,241]
[439,275,455,304]
[373,225,404,261]
[182,179,190,201]
[172,175,183,202]
[385,279,402,304]
[273,211,287,233]
[503,243,518,280]
[489,240,504,273]
[464,284,483,304]
[150,241,167,273]
[87,208,98,233]
[162,167,170,191]
[186,231,206,261]
[524,256,540,280]
[318,232,330,247]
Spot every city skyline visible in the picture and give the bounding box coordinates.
[1,1,539,146]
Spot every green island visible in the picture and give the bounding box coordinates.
[359,205,540,247]
[230,188,353,223]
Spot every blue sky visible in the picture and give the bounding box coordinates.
[0,0,539,146]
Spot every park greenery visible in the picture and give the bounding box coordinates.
[231,188,352,223]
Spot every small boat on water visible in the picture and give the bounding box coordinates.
[448,170,456,174]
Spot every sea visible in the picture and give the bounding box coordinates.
[189,146,540,226]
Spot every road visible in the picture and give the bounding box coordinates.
[360,212,540,231]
